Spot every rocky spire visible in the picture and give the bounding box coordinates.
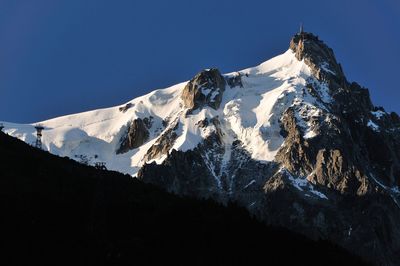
[116,117,152,154]
[290,31,346,88]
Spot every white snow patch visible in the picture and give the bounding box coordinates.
[320,62,336,75]
[202,151,222,189]
[371,110,386,119]
[210,90,220,102]
[367,120,380,132]
[243,179,256,189]
[282,168,328,200]
[304,130,317,139]
[370,174,400,208]
[316,82,332,104]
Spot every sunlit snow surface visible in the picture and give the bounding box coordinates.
[2,50,324,176]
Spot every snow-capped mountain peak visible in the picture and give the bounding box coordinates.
[2,44,322,176]
[3,31,400,265]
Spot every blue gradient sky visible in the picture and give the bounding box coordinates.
[1,0,399,123]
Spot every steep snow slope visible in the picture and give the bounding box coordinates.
[2,49,318,176]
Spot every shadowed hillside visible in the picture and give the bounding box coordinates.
[0,132,367,266]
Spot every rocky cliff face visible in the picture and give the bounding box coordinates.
[269,34,400,264]
[117,117,152,154]
[285,32,400,192]
[138,32,400,265]
[181,68,226,112]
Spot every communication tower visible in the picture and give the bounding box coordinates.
[34,125,44,149]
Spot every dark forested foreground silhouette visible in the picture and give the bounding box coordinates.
[0,132,367,266]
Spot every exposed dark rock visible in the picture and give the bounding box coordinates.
[162,117,169,128]
[290,32,346,89]
[226,72,243,88]
[210,116,224,145]
[276,107,314,176]
[261,183,400,266]
[118,102,134,113]
[332,82,373,116]
[390,112,400,125]
[195,118,209,128]
[139,149,220,199]
[143,123,179,162]
[142,116,154,128]
[181,68,226,112]
[275,96,373,195]
[116,118,150,154]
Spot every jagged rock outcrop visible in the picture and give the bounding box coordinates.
[226,72,243,88]
[143,123,178,162]
[275,105,372,195]
[181,68,226,112]
[118,102,134,113]
[116,117,151,154]
[288,32,400,191]
[290,32,346,89]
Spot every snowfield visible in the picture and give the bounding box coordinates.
[2,49,328,176]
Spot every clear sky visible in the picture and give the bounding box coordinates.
[1,0,399,123]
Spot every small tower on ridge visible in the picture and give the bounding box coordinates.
[34,124,44,149]
[299,23,304,34]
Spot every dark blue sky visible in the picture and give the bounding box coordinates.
[1,0,399,123]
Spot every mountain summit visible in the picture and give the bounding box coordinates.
[2,32,400,265]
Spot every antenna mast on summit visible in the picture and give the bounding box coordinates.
[34,124,44,149]
[299,23,304,34]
